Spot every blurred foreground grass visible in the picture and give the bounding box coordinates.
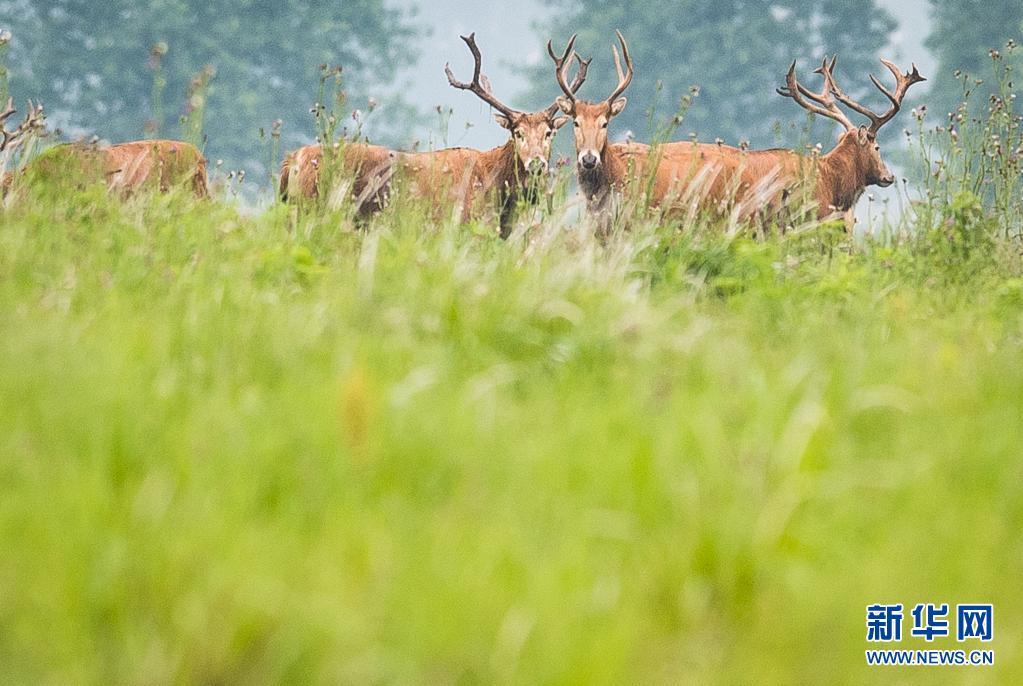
[0,178,1021,684]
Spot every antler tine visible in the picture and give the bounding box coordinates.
[548,33,579,102]
[820,57,925,134]
[864,58,926,132]
[568,52,592,93]
[545,51,590,116]
[777,59,856,132]
[606,29,634,104]
[0,98,16,127]
[0,98,46,153]
[821,55,881,125]
[445,32,519,119]
[797,56,837,107]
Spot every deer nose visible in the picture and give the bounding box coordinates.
[580,152,599,170]
[527,157,548,174]
[877,174,895,187]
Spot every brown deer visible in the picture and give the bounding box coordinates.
[549,31,651,226]
[278,141,396,215]
[6,136,209,199]
[95,140,209,197]
[653,57,925,229]
[281,34,589,238]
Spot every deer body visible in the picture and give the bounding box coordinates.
[8,139,208,198]
[655,131,892,219]
[100,140,208,197]
[278,142,395,214]
[397,141,526,226]
[279,137,553,232]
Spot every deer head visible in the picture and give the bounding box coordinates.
[446,33,589,174]
[549,31,633,172]
[777,56,925,188]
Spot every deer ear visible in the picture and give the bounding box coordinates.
[857,125,871,145]
[494,113,514,130]
[555,96,574,115]
[552,115,570,130]
[610,97,628,116]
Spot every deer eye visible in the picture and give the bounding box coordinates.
[601,121,608,129]
[573,121,580,128]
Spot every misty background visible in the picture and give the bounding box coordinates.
[1,1,1020,198]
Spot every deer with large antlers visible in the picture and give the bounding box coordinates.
[653,56,925,229]
[549,31,652,227]
[281,33,588,237]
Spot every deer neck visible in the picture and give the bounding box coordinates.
[817,136,869,214]
[479,140,527,202]
[578,142,628,211]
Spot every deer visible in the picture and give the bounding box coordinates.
[549,31,652,230]
[6,135,209,199]
[278,141,396,215]
[90,139,209,198]
[280,33,589,238]
[652,56,925,230]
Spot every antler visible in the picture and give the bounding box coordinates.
[545,51,590,116]
[777,57,857,132]
[548,33,581,104]
[827,57,926,133]
[606,30,634,104]
[445,33,519,120]
[0,98,45,153]
[549,31,630,107]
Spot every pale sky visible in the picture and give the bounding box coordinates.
[397,0,936,151]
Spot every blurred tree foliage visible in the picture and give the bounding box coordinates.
[0,1,421,173]
[524,1,898,148]
[926,0,1023,117]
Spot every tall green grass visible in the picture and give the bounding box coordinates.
[1,47,1022,685]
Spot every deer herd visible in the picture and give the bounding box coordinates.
[2,31,925,237]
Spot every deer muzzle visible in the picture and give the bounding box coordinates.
[579,151,600,170]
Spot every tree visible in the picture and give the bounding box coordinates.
[925,0,1023,117]
[0,1,422,174]
[524,1,897,148]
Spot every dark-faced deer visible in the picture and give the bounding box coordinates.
[549,31,650,226]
